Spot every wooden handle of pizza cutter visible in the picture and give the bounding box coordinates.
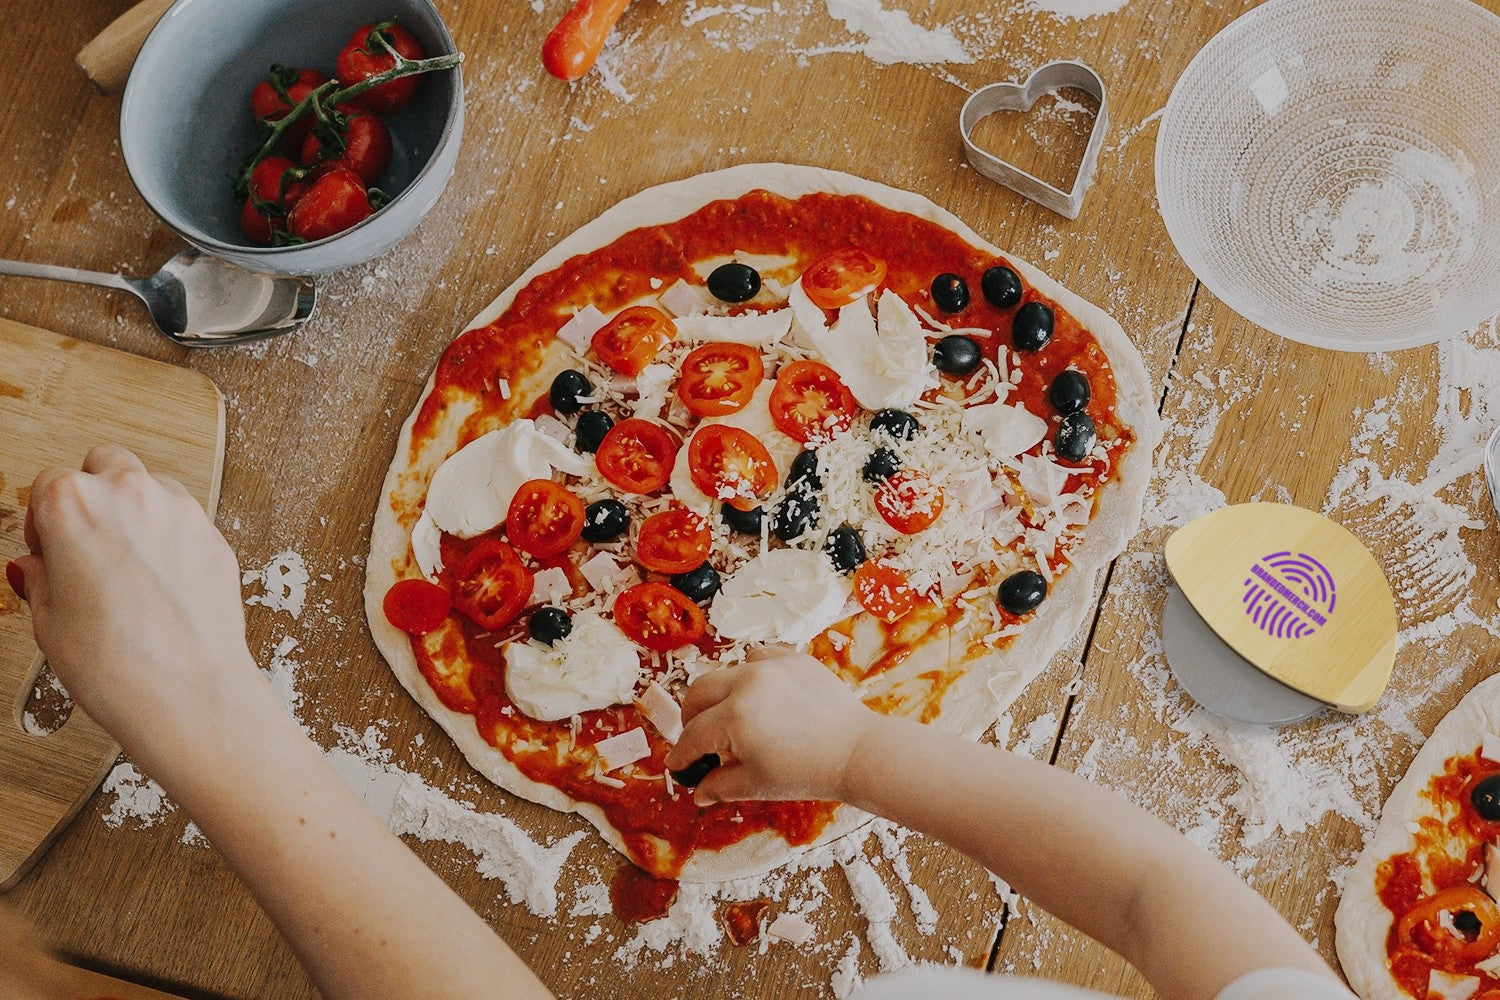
[542,0,634,81]
[76,0,175,93]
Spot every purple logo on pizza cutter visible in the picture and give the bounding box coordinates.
[1242,552,1336,639]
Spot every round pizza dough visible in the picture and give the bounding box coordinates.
[1335,673,1500,999]
[364,163,1162,882]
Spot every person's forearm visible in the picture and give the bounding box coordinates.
[839,714,1333,1000]
[120,663,552,1000]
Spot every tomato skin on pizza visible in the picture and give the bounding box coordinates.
[365,165,1160,882]
[1337,675,1500,1000]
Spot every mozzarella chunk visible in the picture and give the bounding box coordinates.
[710,549,853,646]
[424,420,592,538]
[1484,733,1500,762]
[580,551,637,594]
[533,412,572,444]
[594,726,651,772]
[660,279,712,317]
[1427,970,1480,1000]
[635,681,683,743]
[766,912,814,945]
[1477,952,1500,977]
[503,612,641,722]
[962,401,1049,464]
[532,566,573,606]
[674,309,792,346]
[557,305,609,353]
[1485,842,1500,899]
[787,282,934,410]
[410,510,444,581]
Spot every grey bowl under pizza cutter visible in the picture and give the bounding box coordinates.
[1162,585,1326,725]
[960,60,1108,220]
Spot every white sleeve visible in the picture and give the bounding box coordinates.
[1215,968,1357,1000]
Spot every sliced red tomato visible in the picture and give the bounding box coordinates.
[635,508,711,574]
[801,248,888,310]
[874,470,945,534]
[451,538,534,631]
[768,361,858,443]
[1395,885,1500,964]
[506,479,585,558]
[853,562,920,624]
[593,306,676,376]
[677,342,764,417]
[595,418,678,494]
[687,424,776,511]
[614,581,708,651]
[382,577,452,635]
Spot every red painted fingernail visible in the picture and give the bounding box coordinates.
[5,560,26,601]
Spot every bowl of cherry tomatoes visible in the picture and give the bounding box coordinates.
[120,0,463,275]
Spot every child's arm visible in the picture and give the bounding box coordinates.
[10,446,551,1000]
[664,649,1342,1000]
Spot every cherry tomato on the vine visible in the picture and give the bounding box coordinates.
[594,418,678,494]
[506,480,586,559]
[592,306,676,376]
[451,539,534,631]
[240,199,277,245]
[287,168,373,242]
[249,154,310,210]
[336,22,427,115]
[301,110,392,186]
[635,508,712,575]
[382,577,452,635]
[768,361,858,443]
[614,581,708,651]
[801,249,888,310]
[687,424,776,511]
[676,341,764,417]
[249,66,329,148]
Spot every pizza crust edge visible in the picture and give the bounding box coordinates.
[1335,672,1500,999]
[362,162,1163,882]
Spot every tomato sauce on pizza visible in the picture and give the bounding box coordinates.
[377,182,1142,883]
[1375,748,1500,997]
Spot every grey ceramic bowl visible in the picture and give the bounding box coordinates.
[121,0,463,275]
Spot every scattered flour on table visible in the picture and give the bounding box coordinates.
[1022,0,1130,18]
[99,763,173,829]
[242,550,310,618]
[820,0,973,65]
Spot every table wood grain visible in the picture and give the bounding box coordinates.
[3,1,1497,998]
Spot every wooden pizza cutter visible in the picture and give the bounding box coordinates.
[0,318,224,891]
[1162,503,1397,723]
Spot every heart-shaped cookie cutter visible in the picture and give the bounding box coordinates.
[960,60,1109,220]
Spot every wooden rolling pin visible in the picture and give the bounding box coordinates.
[76,0,174,93]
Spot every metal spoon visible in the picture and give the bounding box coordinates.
[0,248,316,346]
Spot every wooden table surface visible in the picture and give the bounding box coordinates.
[4,1,1499,998]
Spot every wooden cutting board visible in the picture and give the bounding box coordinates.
[0,318,225,891]
[59,964,190,999]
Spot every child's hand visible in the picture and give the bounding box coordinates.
[7,446,260,747]
[663,648,884,806]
